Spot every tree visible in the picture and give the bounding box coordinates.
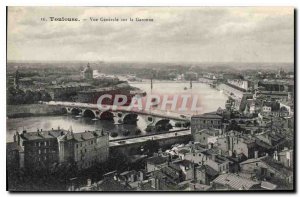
[110,132,118,138]
[32,91,42,102]
[143,140,160,155]
[24,90,35,104]
[41,91,52,101]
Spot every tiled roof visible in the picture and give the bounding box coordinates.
[7,142,23,152]
[20,129,106,142]
[240,156,267,165]
[147,156,168,165]
[261,157,293,176]
[261,181,277,190]
[173,159,193,168]
[240,156,293,177]
[197,165,219,177]
[214,155,229,164]
[178,149,190,154]
[20,129,68,141]
[192,111,222,119]
[97,178,133,191]
[212,173,260,190]
[161,166,181,181]
[197,129,220,136]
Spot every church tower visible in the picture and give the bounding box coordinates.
[14,68,20,89]
[81,63,93,80]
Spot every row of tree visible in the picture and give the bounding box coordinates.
[7,87,52,105]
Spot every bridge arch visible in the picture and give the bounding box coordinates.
[71,108,81,115]
[83,109,96,118]
[100,111,114,121]
[154,119,172,131]
[155,119,170,126]
[123,113,138,124]
[61,107,68,114]
[147,116,154,123]
[280,106,288,112]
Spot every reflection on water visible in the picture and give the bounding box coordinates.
[7,115,148,142]
[130,82,228,113]
[6,82,228,142]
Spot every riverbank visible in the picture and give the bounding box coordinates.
[7,104,65,118]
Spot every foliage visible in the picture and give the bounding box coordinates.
[7,87,52,105]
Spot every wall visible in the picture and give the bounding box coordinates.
[110,134,192,156]
[7,104,64,118]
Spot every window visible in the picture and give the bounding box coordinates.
[44,141,47,146]
[38,149,41,154]
[44,149,47,153]
[76,144,79,148]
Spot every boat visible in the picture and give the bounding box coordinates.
[92,118,98,121]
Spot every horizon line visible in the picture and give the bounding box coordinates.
[6,60,294,65]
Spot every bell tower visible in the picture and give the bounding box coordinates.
[14,68,20,89]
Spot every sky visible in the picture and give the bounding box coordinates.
[7,7,294,63]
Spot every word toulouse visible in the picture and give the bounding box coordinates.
[97,94,202,112]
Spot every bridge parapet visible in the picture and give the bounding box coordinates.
[45,101,191,121]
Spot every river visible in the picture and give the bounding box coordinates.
[6,82,228,142]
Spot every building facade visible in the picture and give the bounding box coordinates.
[58,130,109,170]
[191,112,223,139]
[15,129,109,171]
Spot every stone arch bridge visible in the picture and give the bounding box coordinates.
[46,101,190,127]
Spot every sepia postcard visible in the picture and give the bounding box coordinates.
[6,6,295,192]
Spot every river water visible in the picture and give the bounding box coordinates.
[6,82,228,142]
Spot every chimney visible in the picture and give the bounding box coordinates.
[87,179,92,187]
[211,154,216,161]
[273,151,278,161]
[254,151,258,159]
[139,171,144,181]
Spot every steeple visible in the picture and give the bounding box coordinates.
[14,68,20,89]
